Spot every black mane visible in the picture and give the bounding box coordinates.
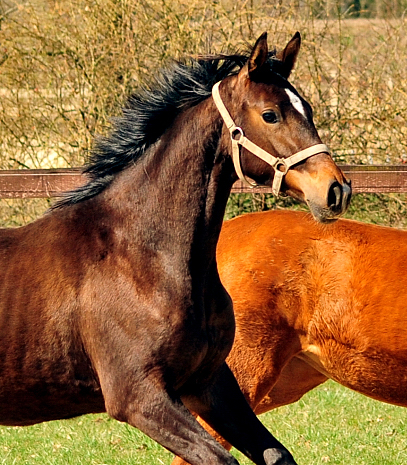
[53,50,279,208]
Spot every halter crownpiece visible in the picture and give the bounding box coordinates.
[211,81,330,196]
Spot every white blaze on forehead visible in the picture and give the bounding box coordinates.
[285,88,307,118]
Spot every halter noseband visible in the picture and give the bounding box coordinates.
[212,81,330,196]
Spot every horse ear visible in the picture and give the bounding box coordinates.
[276,32,301,79]
[247,32,268,79]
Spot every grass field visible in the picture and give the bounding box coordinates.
[1,380,406,465]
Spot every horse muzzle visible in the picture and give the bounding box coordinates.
[283,152,352,223]
[327,179,352,216]
[306,177,352,223]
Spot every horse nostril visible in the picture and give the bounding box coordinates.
[327,181,342,210]
[344,180,352,209]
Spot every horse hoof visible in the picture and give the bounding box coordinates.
[264,448,298,465]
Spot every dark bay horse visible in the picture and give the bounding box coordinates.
[173,209,407,464]
[0,33,350,465]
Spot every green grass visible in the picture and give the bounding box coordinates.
[1,381,406,464]
[233,381,407,465]
[0,414,173,465]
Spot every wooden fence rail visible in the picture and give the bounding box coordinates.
[1,165,407,198]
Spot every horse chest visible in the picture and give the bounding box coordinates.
[156,280,235,382]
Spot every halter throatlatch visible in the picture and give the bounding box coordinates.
[212,81,330,196]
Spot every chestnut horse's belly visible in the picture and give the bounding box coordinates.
[299,260,407,407]
[300,340,407,407]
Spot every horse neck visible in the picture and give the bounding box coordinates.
[93,98,234,273]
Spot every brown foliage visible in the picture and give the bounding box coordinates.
[0,0,262,169]
[1,1,407,169]
[1,1,407,226]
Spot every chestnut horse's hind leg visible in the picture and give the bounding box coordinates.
[102,374,239,465]
[182,363,297,465]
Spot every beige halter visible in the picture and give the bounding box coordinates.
[212,81,330,196]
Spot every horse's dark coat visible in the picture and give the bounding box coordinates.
[0,33,350,465]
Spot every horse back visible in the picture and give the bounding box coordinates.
[219,209,407,324]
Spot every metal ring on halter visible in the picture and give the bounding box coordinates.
[273,159,288,174]
[231,127,244,142]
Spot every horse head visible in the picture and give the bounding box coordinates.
[214,32,351,223]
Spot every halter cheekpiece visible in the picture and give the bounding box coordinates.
[212,81,330,196]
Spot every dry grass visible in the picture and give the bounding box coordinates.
[1,1,407,169]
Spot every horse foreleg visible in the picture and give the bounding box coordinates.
[102,376,239,465]
[182,362,298,465]
[172,415,233,465]
[172,357,327,465]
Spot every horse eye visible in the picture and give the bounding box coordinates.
[262,111,278,124]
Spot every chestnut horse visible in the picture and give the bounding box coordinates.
[0,33,350,465]
[173,209,407,464]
